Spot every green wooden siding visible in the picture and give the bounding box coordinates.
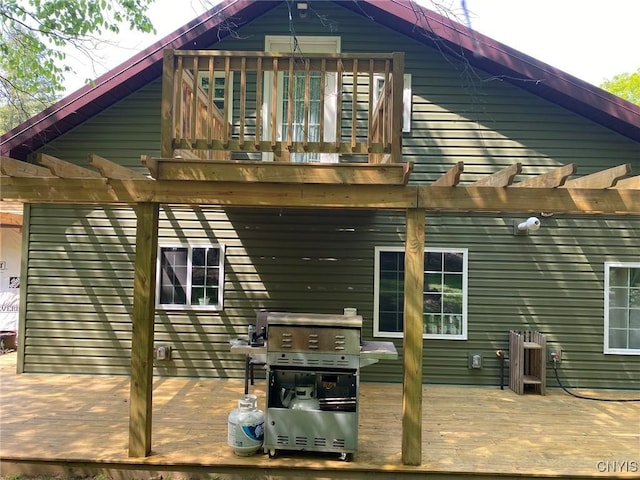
[20,1,640,389]
[21,206,640,389]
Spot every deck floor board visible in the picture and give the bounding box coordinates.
[1,353,638,479]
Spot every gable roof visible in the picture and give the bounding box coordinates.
[2,0,640,160]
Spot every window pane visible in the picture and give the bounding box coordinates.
[609,308,628,329]
[443,314,462,334]
[606,265,640,352]
[381,251,403,271]
[284,72,322,163]
[609,287,629,308]
[192,248,205,267]
[191,247,221,306]
[630,309,640,329]
[424,314,440,334]
[160,247,187,305]
[192,266,205,286]
[443,252,464,273]
[425,252,442,271]
[443,293,463,315]
[379,291,401,312]
[609,267,628,287]
[424,292,441,313]
[379,311,402,332]
[630,288,640,308]
[425,273,442,292]
[378,251,403,332]
[609,328,627,349]
[444,273,463,293]
[207,248,220,266]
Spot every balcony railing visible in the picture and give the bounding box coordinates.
[161,50,404,163]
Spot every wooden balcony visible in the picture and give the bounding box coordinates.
[161,50,405,164]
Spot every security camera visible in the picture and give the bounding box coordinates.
[514,217,541,235]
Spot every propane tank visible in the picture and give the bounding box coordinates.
[227,394,264,456]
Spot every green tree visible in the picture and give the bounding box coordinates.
[0,0,156,133]
[600,69,640,106]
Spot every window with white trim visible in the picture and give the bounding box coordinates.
[373,73,412,132]
[604,263,640,354]
[157,244,225,310]
[264,35,341,163]
[374,247,468,339]
[197,71,233,120]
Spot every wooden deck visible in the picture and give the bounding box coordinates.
[1,352,638,479]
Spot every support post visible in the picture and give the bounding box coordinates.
[161,50,175,158]
[128,202,159,457]
[402,208,425,465]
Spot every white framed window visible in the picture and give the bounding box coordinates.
[157,244,225,310]
[197,71,234,121]
[604,262,640,355]
[264,35,341,163]
[373,73,412,132]
[374,247,468,340]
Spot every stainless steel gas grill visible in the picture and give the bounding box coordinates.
[262,311,396,461]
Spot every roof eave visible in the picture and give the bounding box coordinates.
[1,0,280,160]
[343,0,640,142]
[3,0,640,160]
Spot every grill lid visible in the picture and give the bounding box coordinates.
[266,312,362,329]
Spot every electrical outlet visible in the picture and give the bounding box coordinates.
[155,345,172,360]
[548,350,561,363]
[468,353,483,369]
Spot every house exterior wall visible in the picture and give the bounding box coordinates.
[20,2,640,389]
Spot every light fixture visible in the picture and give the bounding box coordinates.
[513,216,541,235]
[297,2,308,18]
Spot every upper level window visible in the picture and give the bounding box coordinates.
[197,71,233,118]
[374,247,468,339]
[373,73,412,132]
[157,244,225,310]
[604,263,640,355]
[264,35,340,163]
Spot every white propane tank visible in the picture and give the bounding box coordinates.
[227,394,265,456]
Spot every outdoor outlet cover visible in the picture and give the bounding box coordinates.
[468,353,482,369]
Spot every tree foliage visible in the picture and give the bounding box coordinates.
[600,69,640,106]
[0,0,156,133]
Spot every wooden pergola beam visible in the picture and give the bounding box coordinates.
[90,154,149,180]
[613,175,640,189]
[472,163,522,187]
[141,157,413,185]
[5,178,640,213]
[416,186,640,214]
[512,163,576,188]
[0,178,419,209]
[431,161,463,186]
[563,163,631,189]
[38,153,103,178]
[1,156,55,177]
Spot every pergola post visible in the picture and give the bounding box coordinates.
[128,202,160,457]
[402,208,425,465]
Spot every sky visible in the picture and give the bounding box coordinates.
[62,0,640,95]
